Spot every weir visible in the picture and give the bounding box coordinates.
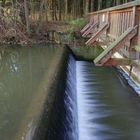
[76,61,140,140]
[45,52,140,140]
[46,54,78,140]
[0,46,140,140]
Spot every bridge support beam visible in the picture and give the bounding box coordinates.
[104,58,133,66]
[94,26,138,66]
[81,23,91,34]
[82,22,98,37]
[86,23,109,45]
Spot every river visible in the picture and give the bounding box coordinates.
[76,61,140,140]
[0,47,140,140]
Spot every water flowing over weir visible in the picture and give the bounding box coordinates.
[64,55,78,140]
[47,55,78,140]
[76,61,140,140]
[48,55,140,140]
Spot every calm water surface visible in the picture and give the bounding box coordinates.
[0,45,58,140]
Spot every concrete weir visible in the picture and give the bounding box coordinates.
[15,47,69,140]
[20,48,139,140]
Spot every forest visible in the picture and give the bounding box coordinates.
[0,0,135,44]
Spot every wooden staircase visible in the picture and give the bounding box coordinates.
[94,26,137,66]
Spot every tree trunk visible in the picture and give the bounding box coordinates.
[24,0,30,35]
[85,0,90,15]
[90,0,94,12]
[65,0,68,20]
[98,0,102,10]
[36,0,45,35]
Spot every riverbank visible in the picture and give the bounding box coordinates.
[69,45,103,61]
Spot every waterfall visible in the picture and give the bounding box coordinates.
[47,54,78,140]
[46,55,140,140]
[63,55,78,140]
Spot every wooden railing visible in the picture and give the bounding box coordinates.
[87,3,139,39]
[81,0,140,66]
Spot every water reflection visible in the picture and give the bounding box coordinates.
[0,46,58,140]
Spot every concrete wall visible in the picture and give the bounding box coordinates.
[15,47,69,140]
[32,47,68,140]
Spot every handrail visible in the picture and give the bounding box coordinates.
[83,1,139,41]
[88,0,140,15]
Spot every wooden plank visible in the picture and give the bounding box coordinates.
[104,58,132,66]
[81,23,90,33]
[130,12,133,26]
[82,22,98,37]
[129,12,132,27]
[123,12,126,33]
[110,13,113,36]
[86,23,109,45]
[132,6,136,27]
[115,13,117,37]
[131,6,140,45]
[106,12,110,34]
[110,8,132,14]
[124,12,127,31]
[112,13,114,37]
[118,13,121,36]
[120,13,123,35]
[94,26,137,65]
[126,12,129,29]
[116,13,119,37]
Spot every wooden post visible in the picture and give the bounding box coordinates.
[131,6,139,45]
[132,6,136,27]
[104,58,132,66]
[106,11,110,35]
[24,0,30,36]
[130,6,140,60]
[129,65,133,77]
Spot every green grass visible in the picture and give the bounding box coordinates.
[66,18,86,41]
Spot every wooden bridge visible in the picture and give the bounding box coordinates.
[81,0,140,66]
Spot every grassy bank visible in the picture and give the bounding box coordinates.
[69,45,103,61]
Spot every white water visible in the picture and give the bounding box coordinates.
[64,55,78,140]
[76,61,103,140]
[76,61,140,140]
[47,57,140,140]
[76,62,118,140]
